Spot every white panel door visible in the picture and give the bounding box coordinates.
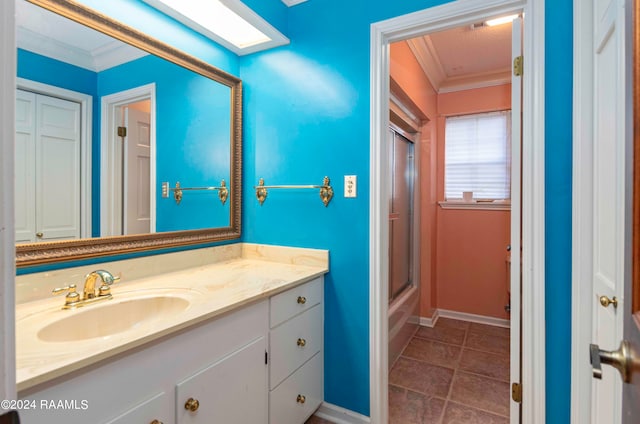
[589,0,626,421]
[15,89,36,243]
[36,93,81,241]
[123,107,151,235]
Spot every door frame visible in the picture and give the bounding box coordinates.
[16,78,93,239]
[571,0,631,420]
[100,83,156,236]
[0,0,16,403]
[369,0,547,422]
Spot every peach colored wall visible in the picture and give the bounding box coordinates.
[389,41,438,318]
[390,41,437,119]
[435,84,511,319]
[436,210,511,318]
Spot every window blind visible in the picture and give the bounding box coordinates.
[444,110,511,200]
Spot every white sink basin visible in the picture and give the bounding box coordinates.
[37,295,190,342]
[17,288,201,343]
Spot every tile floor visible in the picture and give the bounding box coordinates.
[389,318,510,423]
[304,317,510,424]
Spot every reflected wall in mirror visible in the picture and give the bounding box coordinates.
[15,0,242,267]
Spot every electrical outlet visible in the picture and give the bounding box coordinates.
[344,175,357,198]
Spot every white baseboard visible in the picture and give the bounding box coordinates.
[419,309,440,328]
[420,309,510,328]
[314,402,371,424]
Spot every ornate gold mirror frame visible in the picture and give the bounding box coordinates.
[16,0,242,267]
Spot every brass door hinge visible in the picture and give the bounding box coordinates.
[117,126,127,137]
[513,55,523,76]
[512,382,522,403]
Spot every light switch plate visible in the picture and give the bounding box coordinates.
[344,175,357,198]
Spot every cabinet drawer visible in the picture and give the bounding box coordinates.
[269,353,323,424]
[270,277,323,328]
[270,304,322,389]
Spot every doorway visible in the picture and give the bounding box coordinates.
[387,18,515,422]
[100,83,156,237]
[369,0,546,423]
[15,78,92,242]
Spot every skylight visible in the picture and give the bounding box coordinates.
[141,0,288,55]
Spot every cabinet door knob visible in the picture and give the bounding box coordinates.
[599,295,618,308]
[150,420,163,424]
[296,394,306,404]
[184,397,200,412]
[297,338,307,347]
[36,232,43,238]
[297,296,307,305]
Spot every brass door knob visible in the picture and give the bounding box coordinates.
[297,296,307,305]
[150,420,163,424]
[590,341,634,383]
[297,338,307,347]
[184,397,200,412]
[599,295,618,308]
[296,394,306,404]
[36,232,43,238]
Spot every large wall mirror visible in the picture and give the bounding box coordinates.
[15,0,242,267]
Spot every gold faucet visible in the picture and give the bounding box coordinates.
[52,270,120,309]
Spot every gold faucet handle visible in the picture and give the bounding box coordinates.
[52,284,80,306]
[98,274,120,296]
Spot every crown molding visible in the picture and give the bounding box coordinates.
[406,35,446,90]
[17,26,148,72]
[438,69,511,93]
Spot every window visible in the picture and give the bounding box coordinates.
[444,110,511,200]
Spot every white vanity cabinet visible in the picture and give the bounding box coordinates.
[269,277,324,424]
[18,277,324,424]
[19,300,269,424]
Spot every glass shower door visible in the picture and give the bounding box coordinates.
[388,128,415,302]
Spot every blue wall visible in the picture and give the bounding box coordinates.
[545,1,573,423]
[240,0,456,416]
[240,0,573,420]
[98,55,232,231]
[24,0,575,420]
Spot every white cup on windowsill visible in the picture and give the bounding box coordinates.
[462,191,473,202]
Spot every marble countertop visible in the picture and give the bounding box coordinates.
[16,243,329,392]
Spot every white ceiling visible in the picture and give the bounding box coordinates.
[16,0,148,72]
[406,21,513,93]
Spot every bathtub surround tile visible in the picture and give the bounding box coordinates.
[441,402,509,424]
[389,357,454,397]
[415,325,467,346]
[402,337,462,368]
[388,384,446,424]
[465,332,510,356]
[450,372,510,416]
[459,349,510,382]
[468,322,510,339]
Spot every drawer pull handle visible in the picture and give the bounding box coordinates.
[297,394,306,404]
[150,421,163,424]
[184,397,200,412]
[297,338,307,347]
[297,296,307,305]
